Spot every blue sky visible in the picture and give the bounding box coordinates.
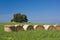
[0,0,60,24]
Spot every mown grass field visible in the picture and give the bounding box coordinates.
[0,22,60,40]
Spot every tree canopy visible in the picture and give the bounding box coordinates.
[11,13,28,23]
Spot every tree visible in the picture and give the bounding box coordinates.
[11,13,28,23]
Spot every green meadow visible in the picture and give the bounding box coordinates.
[0,22,60,40]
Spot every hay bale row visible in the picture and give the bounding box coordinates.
[4,24,34,32]
[34,24,60,30]
[4,24,60,32]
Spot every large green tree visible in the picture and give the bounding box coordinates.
[11,13,28,22]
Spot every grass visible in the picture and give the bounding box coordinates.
[0,22,60,40]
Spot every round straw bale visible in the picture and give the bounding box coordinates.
[4,25,16,32]
[33,25,38,30]
[47,25,56,30]
[43,25,50,30]
[9,26,17,31]
[27,25,34,30]
[15,24,24,31]
[4,25,12,32]
[23,24,29,31]
[53,24,58,27]
[35,25,45,30]
[23,24,34,31]
[55,25,60,30]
